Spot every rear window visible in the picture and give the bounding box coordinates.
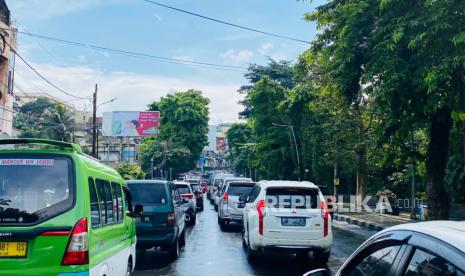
[266,187,319,209]
[186,179,200,185]
[177,185,191,194]
[128,183,167,205]
[227,183,255,196]
[190,184,201,192]
[0,154,74,225]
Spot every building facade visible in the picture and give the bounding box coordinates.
[0,1,16,138]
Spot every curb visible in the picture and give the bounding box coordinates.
[333,214,385,231]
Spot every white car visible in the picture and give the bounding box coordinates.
[242,181,332,265]
[174,181,197,225]
[305,221,465,276]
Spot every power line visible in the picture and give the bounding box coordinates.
[11,48,91,100]
[143,0,311,44]
[15,31,248,71]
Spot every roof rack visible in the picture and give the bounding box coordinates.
[0,139,83,153]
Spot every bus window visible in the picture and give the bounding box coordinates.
[88,178,101,228]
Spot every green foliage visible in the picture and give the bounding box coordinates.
[140,90,210,178]
[116,163,146,180]
[14,98,76,142]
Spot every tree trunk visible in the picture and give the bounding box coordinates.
[356,111,367,198]
[425,107,452,220]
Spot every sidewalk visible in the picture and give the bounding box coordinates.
[333,211,417,231]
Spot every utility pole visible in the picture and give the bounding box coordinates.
[272,123,301,181]
[91,84,97,157]
[151,158,154,180]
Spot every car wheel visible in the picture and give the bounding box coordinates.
[214,205,218,211]
[179,230,186,246]
[219,219,226,231]
[313,250,330,267]
[168,239,180,260]
[246,240,257,263]
[242,227,247,249]
[191,215,196,226]
[126,259,133,276]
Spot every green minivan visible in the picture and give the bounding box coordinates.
[126,180,186,260]
[0,139,137,276]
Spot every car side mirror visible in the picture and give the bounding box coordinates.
[303,269,330,276]
[134,204,144,216]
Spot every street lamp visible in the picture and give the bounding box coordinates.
[92,97,118,158]
[151,157,154,180]
[272,123,301,181]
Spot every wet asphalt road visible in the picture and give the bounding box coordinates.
[134,197,376,276]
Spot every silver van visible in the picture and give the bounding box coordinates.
[217,180,255,229]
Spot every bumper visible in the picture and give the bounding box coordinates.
[136,232,176,249]
[220,213,243,223]
[250,233,333,253]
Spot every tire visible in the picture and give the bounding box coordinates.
[313,250,331,267]
[214,205,218,211]
[246,240,257,263]
[168,238,180,260]
[179,230,186,246]
[219,218,226,231]
[191,215,196,226]
[126,259,133,276]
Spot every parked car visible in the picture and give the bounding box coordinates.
[304,221,465,276]
[127,180,186,260]
[174,181,197,225]
[186,179,204,211]
[0,139,137,276]
[217,181,255,230]
[214,177,252,210]
[242,181,332,265]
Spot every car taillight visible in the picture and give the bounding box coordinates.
[181,193,193,199]
[321,201,329,237]
[167,212,175,226]
[62,218,88,266]
[223,192,229,201]
[256,200,265,236]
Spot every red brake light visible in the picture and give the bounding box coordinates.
[40,231,70,236]
[181,193,193,199]
[321,201,329,237]
[167,212,175,226]
[256,200,265,236]
[62,218,88,265]
[223,192,229,201]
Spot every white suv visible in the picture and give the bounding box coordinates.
[242,181,332,265]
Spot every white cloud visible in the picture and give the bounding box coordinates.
[259,42,274,55]
[14,63,244,123]
[220,49,254,64]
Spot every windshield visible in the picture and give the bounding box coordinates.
[177,185,191,194]
[128,183,167,205]
[0,154,74,225]
[227,184,254,197]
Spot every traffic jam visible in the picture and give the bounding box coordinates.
[0,139,464,276]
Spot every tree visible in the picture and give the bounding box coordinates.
[116,163,146,180]
[14,98,77,142]
[308,0,465,219]
[141,90,210,177]
[226,123,254,175]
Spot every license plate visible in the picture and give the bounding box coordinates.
[0,242,27,257]
[135,216,151,224]
[281,217,306,226]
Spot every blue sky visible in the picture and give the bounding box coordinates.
[8,0,323,123]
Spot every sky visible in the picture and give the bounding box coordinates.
[8,0,323,124]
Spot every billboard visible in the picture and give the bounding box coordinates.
[102,111,160,137]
